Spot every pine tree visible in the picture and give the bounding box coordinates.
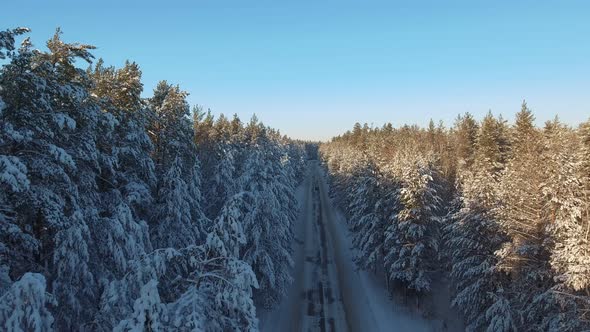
[203,142,238,218]
[492,102,558,331]
[166,286,206,331]
[496,102,547,278]
[148,81,194,169]
[445,200,505,331]
[239,147,296,307]
[114,280,167,332]
[454,113,479,171]
[443,111,511,331]
[321,106,590,330]
[148,82,208,248]
[151,156,202,249]
[475,111,509,176]
[536,119,590,331]
[0,28,100,329]
[348,158,388,272]
[0,27,311,330]
[85,60,155,283]
[0,27,30,59]
[205,196,260,330]
[0,273,55,331]
[485,291,517,332]
[384,156,442,293]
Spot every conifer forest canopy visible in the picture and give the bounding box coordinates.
[0,27,589,332]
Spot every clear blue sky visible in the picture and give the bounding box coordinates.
[3,1,589,140]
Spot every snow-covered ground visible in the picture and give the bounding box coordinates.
[259,161,460,331]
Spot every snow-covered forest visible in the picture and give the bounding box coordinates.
[2,25,590,332]
[320,108,590,331]
[0,28,307,330]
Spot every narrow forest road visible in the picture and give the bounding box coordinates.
[296,161,379,332]
[260,161,440,332]
[260,161,434,332]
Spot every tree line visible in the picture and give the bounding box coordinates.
[0,28,306,331]
[320,104,590,331]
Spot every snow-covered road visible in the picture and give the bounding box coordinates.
[260,162,438,332]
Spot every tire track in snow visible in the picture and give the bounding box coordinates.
[260,162,380,332]
[316,163,380,332]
